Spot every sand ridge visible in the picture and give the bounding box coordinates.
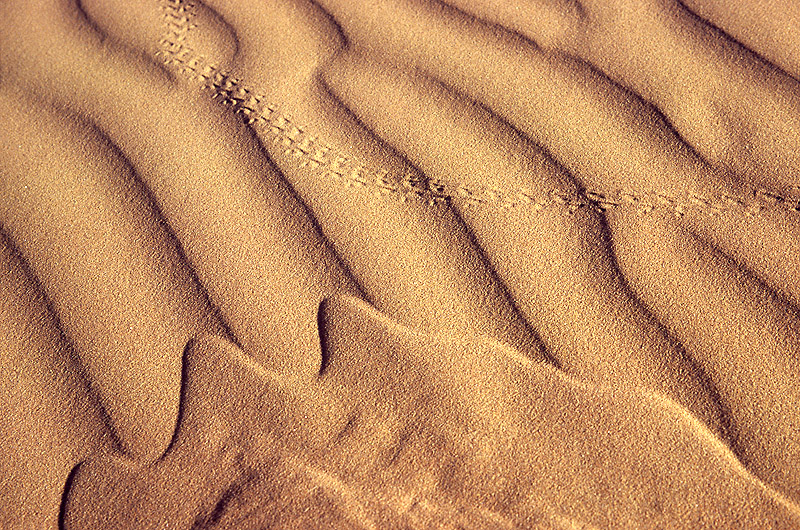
[61,298,800,529]
[159,0,800,219]
[0,0,799,527]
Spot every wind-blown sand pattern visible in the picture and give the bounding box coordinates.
[0,0,799,528]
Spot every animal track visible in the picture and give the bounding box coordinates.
[158,0,800,219]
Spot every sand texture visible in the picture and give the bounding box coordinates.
[0,0,799,528]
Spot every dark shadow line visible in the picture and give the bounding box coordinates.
[72,0,109,41]
[194,0,242,62]
[308,0,351,48]
[57,462,83,530]
[316,298,333,375]
[0,226,124,454]
[316,64,559,368]
[431,0,748,177]
[161,337,196,459]
[595,212,736,447]
[69,109,241,349]
[236,80,372,306]
[675,0,800,85]
[72,0,181,84]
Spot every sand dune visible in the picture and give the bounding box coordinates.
[0,0,799,527]
[62,301,800,529]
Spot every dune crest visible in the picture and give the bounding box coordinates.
[0,0,799,526]
[63,297,800,529]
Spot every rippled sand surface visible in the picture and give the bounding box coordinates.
[1,0,799,528]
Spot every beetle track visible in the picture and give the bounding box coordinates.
[157,0,800,219]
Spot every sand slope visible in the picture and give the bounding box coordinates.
[62,298,800,529]
[0,0,799,527]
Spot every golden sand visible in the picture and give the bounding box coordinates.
[0,0,799,527]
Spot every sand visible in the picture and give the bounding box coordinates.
[0,0,798,528]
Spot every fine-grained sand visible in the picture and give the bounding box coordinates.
[0,0,799,528]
